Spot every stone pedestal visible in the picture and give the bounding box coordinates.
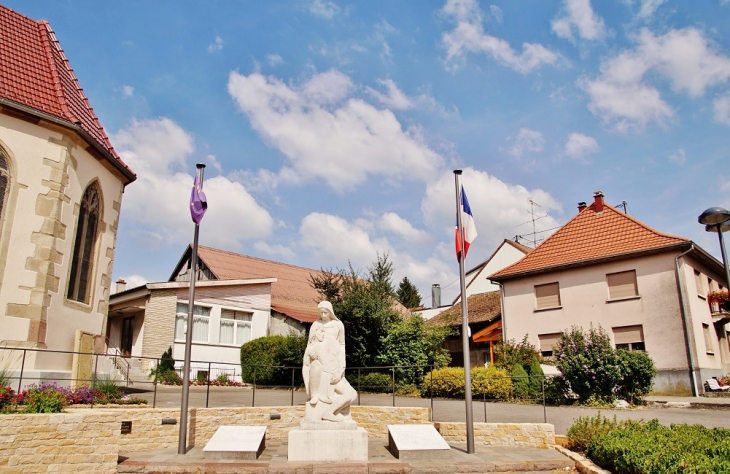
[203,426,266,460]
[288,427,368,462]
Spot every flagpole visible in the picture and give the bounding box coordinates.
[454,169,475,454]
[178,163,206,454]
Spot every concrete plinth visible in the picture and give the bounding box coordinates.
[203,426,266,460]
[388,424,450,460]
[288,427,368,461]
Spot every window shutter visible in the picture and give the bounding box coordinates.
[535,283,560,309]
[607,270,638,299]
[538,333,562,352]
[613,325,644,345]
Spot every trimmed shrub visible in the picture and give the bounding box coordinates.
[528,356,544,398]
[511,363,530,399]
[347,371,392,393]
[587,420,730,473]
[567,412,624,452]
[240,334,307,385]
[494,335,541,372]
[543,375,570,406]
[420,366,512,400]
[615,349,656,405]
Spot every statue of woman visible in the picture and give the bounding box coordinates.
[302,301,358,422]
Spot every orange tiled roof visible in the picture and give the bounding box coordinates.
[0,5,134,181]
[196,246,325,323]
[427,291,501,327]
[490,201,689,280]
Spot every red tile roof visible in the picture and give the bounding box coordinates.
[194,246,327,323]
[427,291,501,327]
[490,200,690,280]
[0,5,134,182]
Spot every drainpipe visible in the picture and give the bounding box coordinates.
[497,282,506,343]
[675,245,699,397]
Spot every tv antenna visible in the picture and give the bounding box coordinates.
[515,199,549,248]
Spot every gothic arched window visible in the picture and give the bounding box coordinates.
[0,150,9,238]
[67,183,101,303]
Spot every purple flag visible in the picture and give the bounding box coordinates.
[190,172,207,225]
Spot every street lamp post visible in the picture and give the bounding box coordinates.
[698,207,730,290]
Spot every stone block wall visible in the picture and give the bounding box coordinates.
[434,422,555,448]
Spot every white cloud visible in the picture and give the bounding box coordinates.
[489,5,503,23]
[552,0,607,41]
[208,36,223,53]
[267,54,284,67]
[668,148,686,165]
[442,0,558,73]
[509,128,545,159]
[580,28,730,131]
[309,0,339,19]
[227,70,444,192]
[421,168,563,255]
[379,212,430,242]
[637,0,666,19]
[121,85,134,97]
[714,93,730,125]
[113,117,274,250]
[118,274,147,291]
[365,79,415,110]
[564,133,599,161]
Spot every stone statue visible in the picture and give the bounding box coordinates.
[302,301,358,423]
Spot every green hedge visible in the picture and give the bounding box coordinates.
[586,419,730,473]
[420,366,512,399]
[346,372,392,393]
[240,335,307,385]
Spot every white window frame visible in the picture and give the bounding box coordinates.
[174,302,211,343]
[219,309,252,346]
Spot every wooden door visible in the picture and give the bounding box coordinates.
[121,317,134,357]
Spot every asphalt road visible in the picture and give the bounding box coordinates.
[125,384,730,435]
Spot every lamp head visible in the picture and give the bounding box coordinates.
[706,223,730,233]
[698,207,730,226]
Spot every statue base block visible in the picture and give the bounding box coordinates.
[288,427,368,462]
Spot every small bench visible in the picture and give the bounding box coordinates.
[705,379,729,393]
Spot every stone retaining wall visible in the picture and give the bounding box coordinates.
[0,406,430,473]
[434,422,555,448]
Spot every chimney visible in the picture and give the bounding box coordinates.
[593,191,604,214]
[115,279,127,294]
[431,284,441,308]
[577,202,587,213]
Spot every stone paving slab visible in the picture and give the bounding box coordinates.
[118,438,574,473]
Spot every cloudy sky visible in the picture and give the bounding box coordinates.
[9,1,730,305]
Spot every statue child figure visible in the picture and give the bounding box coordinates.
[303,325,340,405]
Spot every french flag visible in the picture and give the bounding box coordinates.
[455,186,477,261]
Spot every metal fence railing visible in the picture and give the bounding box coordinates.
[0,346,554,424]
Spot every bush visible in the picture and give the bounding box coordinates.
[567,412,624,452]
[0,386,15,411]
[493,335,541,373]
[511,363,530,399]
[159,347,176,373]
[23,382,68,413]
[347,371,392,393]
[615,349,656,404]
[587,420,730,473]
[554,325,621,403]
[157,370,182,385]
[240,335,307,385]
[94,377,122,400]
[420,366,512,400]
[543,375,570,406]
[528,356,544,399]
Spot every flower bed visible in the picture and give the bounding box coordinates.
[0,381,147,414]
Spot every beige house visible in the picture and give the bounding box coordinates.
[490,192,730,396]
[0,6,135,380]
[107,246,325,380]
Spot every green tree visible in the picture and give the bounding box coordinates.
[396,276,422,309]
[494,335,541,373]
[511,362,530,399]
[376,314,451,384]
[310,256,401,368]
[528,356,544,398]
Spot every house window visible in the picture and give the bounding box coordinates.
[695,271,706,297]
[67,183,101,303]
[174,303,211,343]
[613,325,645,351]
[0,149,9,239]
[607,270,638,300]
[538,333,562,357]
[703,324,713,354]
[535,282,561,310]
[220,310,252,346]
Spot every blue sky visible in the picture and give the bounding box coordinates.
[8,1,730,305]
